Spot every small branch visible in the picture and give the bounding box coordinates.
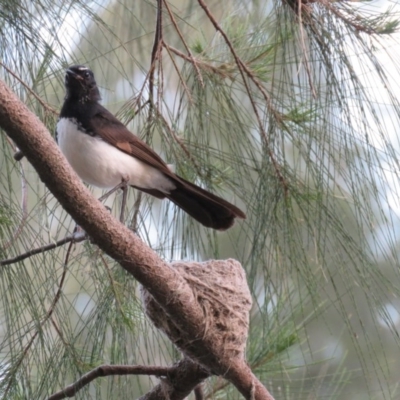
[164,44,230,78]
[0,230,86,266]
[2,241,72,396]
[157,46,164,108]
[99,252,125,316]
[2,148,29,251]
[194,384,204,400]
[44,240,73,319]
[320,0,375,34]
[50,316,68,346]
[47,365,171,400]
[163,42,193,103]
[197,0,274,109]
[1,185,124,267]
[196,0,289,196]
[297,2,318,99]
[155,108,204,179]
[162,0,204,86]
[149,0,164,103]
[130,191,143,231]
[0,61,58,115]
[116,97,150,126]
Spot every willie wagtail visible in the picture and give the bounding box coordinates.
[56,65,246,230]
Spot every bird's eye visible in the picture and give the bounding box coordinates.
[84,71,90,78]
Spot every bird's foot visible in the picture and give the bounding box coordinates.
[98,178,128,202]
[97,177,129,223]
[72,224,87,241]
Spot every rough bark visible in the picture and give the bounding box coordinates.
[138,358,210,400]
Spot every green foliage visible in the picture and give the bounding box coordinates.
[0,204,11,240]
[0,0,400,399]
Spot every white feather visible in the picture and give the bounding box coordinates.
[57,118,175,192]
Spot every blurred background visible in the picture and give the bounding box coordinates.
[0,0,400,398]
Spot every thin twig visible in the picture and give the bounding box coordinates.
[47,365,170,400]
[0,231,86,266]
[321,0,375,34]
[165,44,229,77]
[194,383,205,400]
[157,41,164,109]
[155,108,204,178]
[99,252,125,316]
[2,241,73,396]
[197,0,274,107]
[163,41,193,103]
[50,316,69,347]
[116,98,150,126]
[132,69,153,114]
[2,144,29,251]
[130,191,143,232]
[197,0,289,195]
[162,0,204,86]
[4,134,22,160]
[0,61,58,115]
[1,183,129,267]
[119,3,163,119]
[149,0,164,104]
[297,1,317,99]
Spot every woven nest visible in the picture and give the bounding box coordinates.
[141,259,252,373]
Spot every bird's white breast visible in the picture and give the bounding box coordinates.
[57,118,175,192]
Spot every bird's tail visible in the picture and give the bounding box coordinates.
[166,177,246,230]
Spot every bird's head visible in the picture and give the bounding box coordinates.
[64,65,101,103]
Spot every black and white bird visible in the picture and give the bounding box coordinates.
[56,65,246,230]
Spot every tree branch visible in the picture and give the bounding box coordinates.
[138,358,210,400]
[0,78,274,399]
[0,231,86,266]
[47,365,171,400]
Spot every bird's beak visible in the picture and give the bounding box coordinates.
[66,69,83,80]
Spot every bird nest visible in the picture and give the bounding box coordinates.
[141,259,252,372]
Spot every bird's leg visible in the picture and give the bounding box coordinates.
[98,180,127,202]
[97,177,129,222]
[119,179,129,223]
[72,223,87,241]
